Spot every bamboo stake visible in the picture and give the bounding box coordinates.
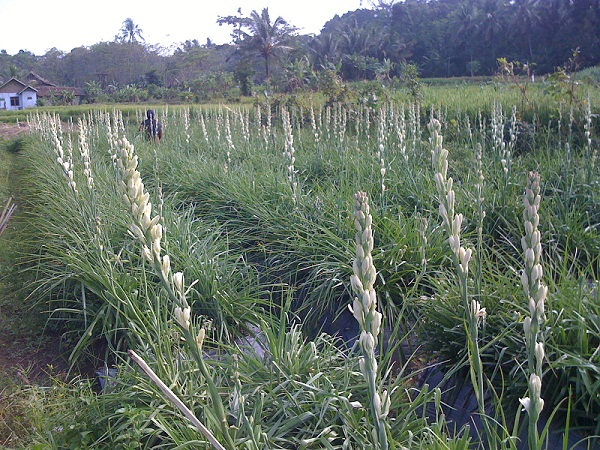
[0,196,16,236]
[128,349,226,450]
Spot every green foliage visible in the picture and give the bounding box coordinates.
[2,88,600,448]
[233,63,256,97]
[544,49,586,110]
[577,66,600,85]
[396,62,422,100]
[317,65,350,105]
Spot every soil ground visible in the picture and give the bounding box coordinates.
[0,123,30,139]
[0,121,69,386]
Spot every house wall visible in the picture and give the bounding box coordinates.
[0,79,37,110]
[0,92,36,110]
[0,94,9,110]
[21,89,37,108]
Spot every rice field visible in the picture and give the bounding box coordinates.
[1,90,600,448]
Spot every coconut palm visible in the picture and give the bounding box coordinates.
[454,3,478,75]
[475,0,506,68]
[308,33,340,68]
[218,8,296,82]
[119,18,145,44]
[509,0,539,62]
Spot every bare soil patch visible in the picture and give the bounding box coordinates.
[0,123,30,140]
[0,307,69,383]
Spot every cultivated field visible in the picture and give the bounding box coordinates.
[0,86,599,448]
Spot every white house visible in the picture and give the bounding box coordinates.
[0,78,38,110]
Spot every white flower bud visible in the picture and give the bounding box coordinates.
[519,396,531,413]
[536,284,548,304]
[531,264,543,284]
[380,390,390,418]
[356,244,365,259]
[150,214,161,228]
[161,255,171,279]
[529,374,542,400]
[535,297,545,318]
[460,247,472,273]
[150,223,163,242]
[523,317,531,337]
[359,331,375,354]
[130,224,145,241]
[521,270,529,291]
[361,256,372,278]
[531,229,540,248]
[362,291,372,310]
[350,274,363,294]
[174,306,191,330]
[452,213,462,235]
[142,246,153,263]
[521,236,529,253]
[529,297,536,316]
[173,272,184,296]
[350,297,363,325]
[525,248,535,268]
[196,328,206,350]
[440,203,448,222]
[448,235,460,254]
[371,311,382,338]
[373,392,382,416]
[525,220,533,237]
[152,239,161,259]
[361,227,371,245]
[434,173,445,194]
[359,357,367,379]
[535,342,545,365]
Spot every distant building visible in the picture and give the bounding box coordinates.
[26,72,84,105]
[0,78,37,110]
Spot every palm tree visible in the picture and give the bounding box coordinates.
[509,0,539,62]
[219,8,296,82]
[308,33,340,68]
[476,0,506,69]
[119,18,145,44]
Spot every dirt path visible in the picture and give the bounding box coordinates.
[0,320,69,383]
[0,123,30,139]
[0,125,70,382]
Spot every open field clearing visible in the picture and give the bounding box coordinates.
[0,88,599,448]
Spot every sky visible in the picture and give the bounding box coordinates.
[0,0,367,55]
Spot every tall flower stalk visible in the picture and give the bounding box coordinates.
[78,118,94,191]
[115,136,234,449]
[49,114,78,196]
[282,107,298,204]
[519,171,547,450]
[376,109,387,206]
[349,191,389,450]
[584,97,596,185]
[429,118,487,417]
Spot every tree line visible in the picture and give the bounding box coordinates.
[0,0,598,103]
